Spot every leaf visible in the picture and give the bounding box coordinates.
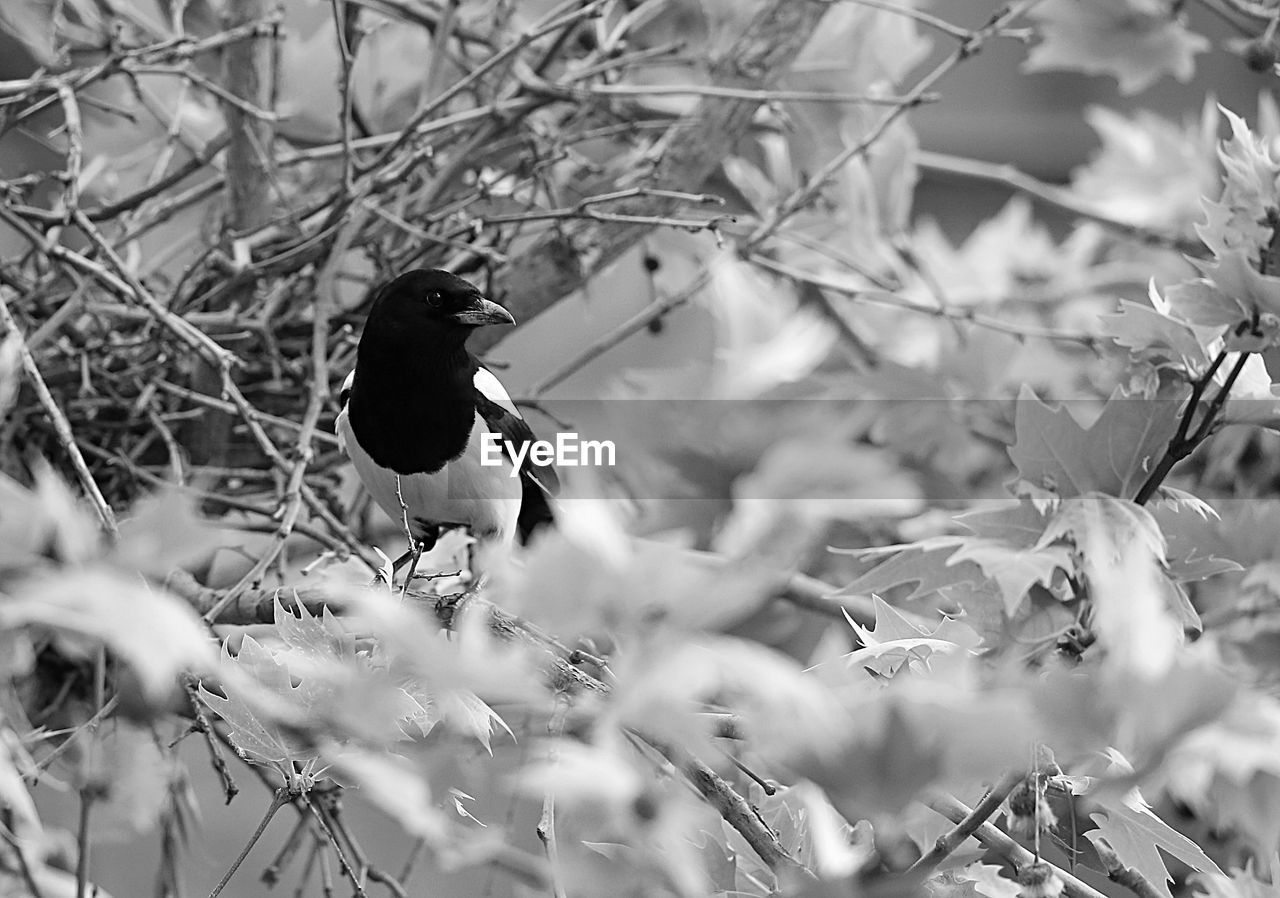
[1088,787,1224,898]
[1194,861,1280,898]
[1179,252,1280,340]
[329,748,446,843]
[1100,289,1210,370]
[716,438,922,566]
[1198,106,1280,266]
[1045,493,1180,678]
[0,723,38,827]
[832,543,986,603]
[1164,692,1280,854]
[270,598,426,747]
[904,198,1104,307]
[0,328,20,423]
[0,0,60,65]
[30,460,102,564]
[1008,386,1178,500]
[90,723,173,836]
[403,687,512,754]
[113,488,216,577]
[609,636,847,762]
[199,636,320,776]
[945,538,1073,616]
[1032,656,1236,772]
[701,250,838,399]
[1024,0,1208,95]
[2,566,214,703]
[838,529,1070,618]
[793,703,945,821]
[957,500,1052,546]
[1071,104,1218,233]
[928,862,1021,898]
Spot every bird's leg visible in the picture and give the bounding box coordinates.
[398,527,440,597]
[394,474,414,552]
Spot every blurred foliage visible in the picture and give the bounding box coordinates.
[4,1,1280,898]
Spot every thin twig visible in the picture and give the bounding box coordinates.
[0,290,119,535]
[1132,348,1244,505]
[678,752,808,877]
[747,0,1046,249]
[916,150,1198,253]
[208,788,290,898]
[181,674,239,804]
[585,82,938,105]
[536,701,570,898]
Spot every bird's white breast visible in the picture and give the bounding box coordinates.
[336,405,522,545]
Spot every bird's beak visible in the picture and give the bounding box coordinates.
[452,296,516,327]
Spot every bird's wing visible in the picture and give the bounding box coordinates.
[472,365,558,541]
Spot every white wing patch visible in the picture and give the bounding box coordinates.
[336,370,355,453]
[474,367,521,419]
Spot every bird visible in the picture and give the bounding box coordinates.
[335,269,558,578]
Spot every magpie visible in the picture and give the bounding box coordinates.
[335,269,558,573]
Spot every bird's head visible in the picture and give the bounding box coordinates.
[367,269,516,337]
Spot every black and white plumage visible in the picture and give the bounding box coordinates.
[335,269,557,554]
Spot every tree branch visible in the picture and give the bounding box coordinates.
[472,0,830,352]
[910,771,1024,878]
[927,794,1110,898]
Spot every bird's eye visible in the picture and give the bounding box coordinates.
[426,291,442,307]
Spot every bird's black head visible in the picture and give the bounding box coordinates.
[365,269,515,338]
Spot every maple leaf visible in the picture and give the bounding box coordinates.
[86,723,173,836]
[607,636,847,761]
[1163,692,1280,854]
[328,747,446,842]
[1087,758,1224,898]
[832,595,976,677]
[702,250,838,399]
[1194,861,1280,898]
[835,521,1071,618]
[717,437,923,566]
[199,636,322,785]
[1008,386,1178,500]
[957,500,1052,545]
[0,724,37,828]
[112,488,217,579]
[1071,104,1219,233]
[759,782,875,879]
[2,566,214,704]
[1169,252,1280,350]
[945,538,1073,617]
[1100,283,1213,371]
[1032,655,1236,771]
[1023,0,1208,95]
[832,542,987,604]
[904,198,1104,307]
[1198,107,1280,266]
